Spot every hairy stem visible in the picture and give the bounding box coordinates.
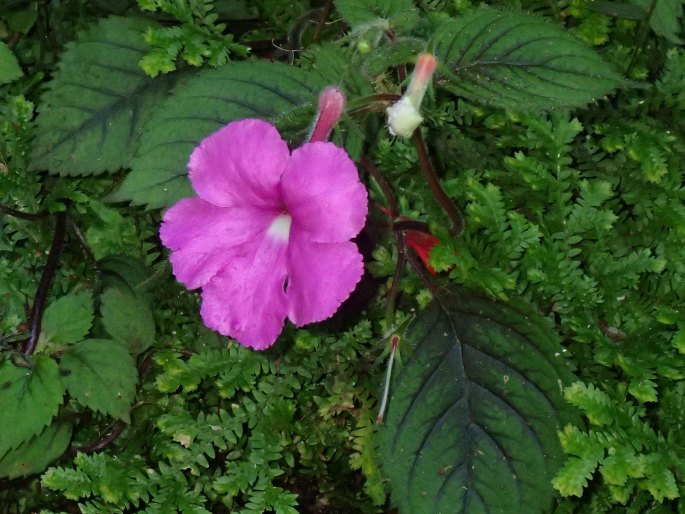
[22,212,68,355]
[412,130,464,237]
[360,156,399,217]
[393,219,431,234]
[312,0,334,42]
[347,93,401,115]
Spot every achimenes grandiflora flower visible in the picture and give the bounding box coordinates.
[386,53,437,138]
[160,89,368,350]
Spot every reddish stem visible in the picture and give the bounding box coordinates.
[0,203,46,221]
[312,0,334,42]
[22,212,67,355]
[412,130,464,237]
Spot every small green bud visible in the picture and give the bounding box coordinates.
[357,39,372,53]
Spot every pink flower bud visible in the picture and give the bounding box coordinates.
[386,53,437,138]
[309,86,346,143]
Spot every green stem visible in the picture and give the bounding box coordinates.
[361,156,399,217]
[626,0,658,75]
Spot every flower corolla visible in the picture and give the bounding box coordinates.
[386,96,425,139]
[160,118,368,350]
[386,53,437,138]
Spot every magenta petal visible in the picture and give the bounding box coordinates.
[281,142,368,243]
[286,231,364,326]
[188,119,289,208]
[160,197,279,289]
[199,232,289,350]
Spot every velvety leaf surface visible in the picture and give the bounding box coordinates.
[41,292,94,345]
[0,356,65,457]
[335,0,417,27]
[99,254,154,302]
[109,61,327,209]
[0,41,23,84]
[30,16,174,175]
[0,421,72,479]
[101,288,155,354]
[587,1,647,20]
[432,8,625,109]
[59,339,137,422]
[376,292,578,514]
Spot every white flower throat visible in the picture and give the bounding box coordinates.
[267,213,292,241]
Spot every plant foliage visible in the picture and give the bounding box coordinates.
[110,61,326,208]
[0,42,22,85]
[1,0,684,512]
[432,8,625,109]
[377,291,578,513]
[0,356,64,457]
[30,16,174,176]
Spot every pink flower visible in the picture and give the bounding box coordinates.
[159,118,368,350]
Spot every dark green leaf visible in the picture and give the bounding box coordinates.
[109,61,327,209]
[41,292,94,345]
[99,254,155,301]
[0,421,72,479]
[587,1,648,20]
[5,4,39,33]
[0,356,65,457]
[214,0,259,20]
[631,0,685,43]
[362,37,428,75]
[30,16,174,176]
[432,8,625,109]
[335,0,417,27]
[376,292,578,514]
[59,339,137,422]
[0,42,23,85]
[101,288,155,354]
[303,43,372,98]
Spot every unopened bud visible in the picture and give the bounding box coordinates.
[309,86,346,143]
[357,39,372,54]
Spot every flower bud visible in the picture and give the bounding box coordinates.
[386,53,437,138]
[309,86,346,143]
[357,39,372,54]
